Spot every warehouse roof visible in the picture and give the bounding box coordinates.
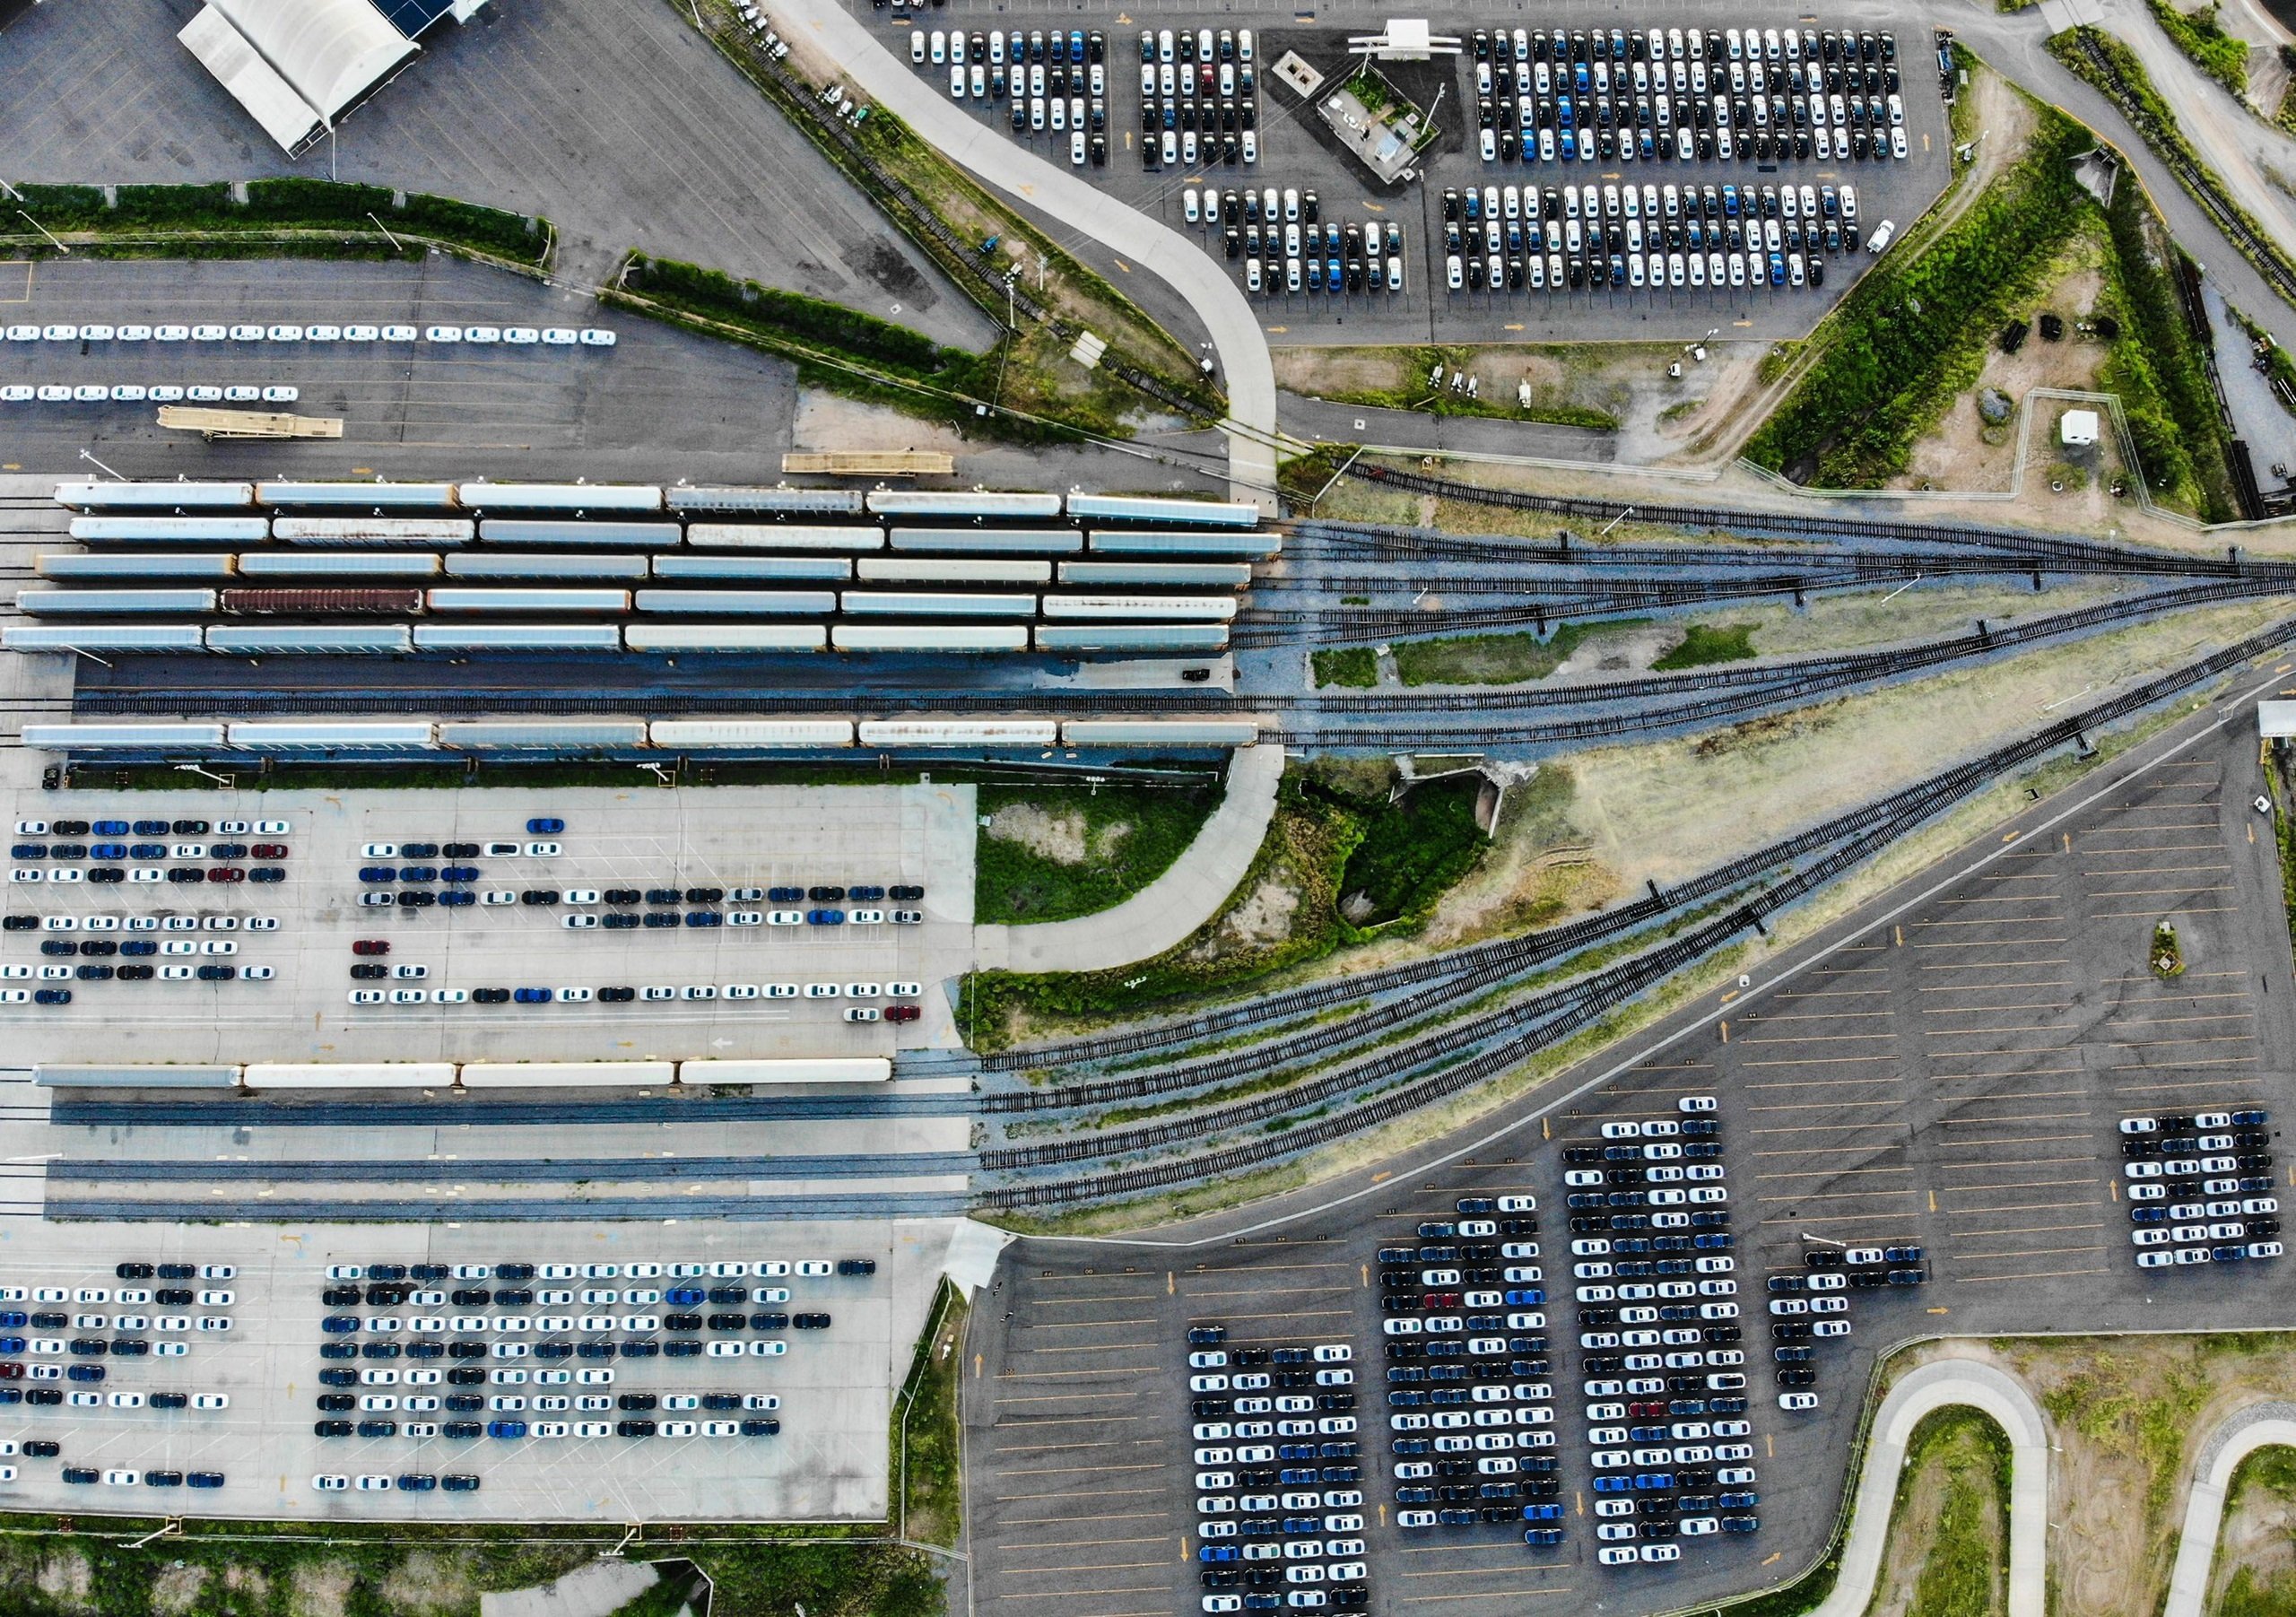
[178,0,419,152]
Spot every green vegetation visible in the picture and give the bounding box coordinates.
[1312,647,1380,687]
[1651,622,1758,670]
[1744,107,2097,485]
[2227,303,2296,415]
[2146,0,2249,96]
[2097,178,2239,516]
[0,179,546,266]
[1336,777,1488,926]
[1392,620,1642,685]
[1278,445,1363,510]
[976,778,1223,923]
[896,1281,969,1546]
[1891,1407,2013,1617]
[1293,346,1620,430]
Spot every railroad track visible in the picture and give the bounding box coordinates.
[975,613,2296,1197]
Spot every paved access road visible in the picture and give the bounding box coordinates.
[965,670,2296,1617]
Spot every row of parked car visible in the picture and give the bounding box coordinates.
[3,907,278,999]
[345,979,923,1020]
[2121,1109,2283,1267]
[3,323,613,347]
[1187,1323,1368,1613]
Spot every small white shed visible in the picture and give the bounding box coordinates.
[2059,409,2101,448]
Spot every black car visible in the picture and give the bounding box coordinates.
[1776,1369,1817,1388]
[314,1420,353,1437]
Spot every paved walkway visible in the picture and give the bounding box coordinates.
[1806,1361,2049,1617]
[2163,1402,2296,1617]
[481,1560,658,1617]
[972,742,1285,975]
[775,0,1281,511]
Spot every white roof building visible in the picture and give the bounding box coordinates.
[2059,409,2101,448]
[178,0,422,154]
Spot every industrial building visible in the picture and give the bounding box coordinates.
[178,0,488,155]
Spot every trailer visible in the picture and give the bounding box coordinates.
[623,623,828,654]
[38,552,237,580]
[1039,594,1239,622]
[666,486,865,517]
[409,623,623,651]
[68,516,269,543]
[478,519,680,549]
[439,719,650,751]
[454,482,665,512]
[838,590,1037,619]
[648,718,857,749]
[242,1063,457,1090]
[857,557,1053,584]
[445,552,649,580]
[857,717,1059,746]
[16,588,217,615]
[5,624,210,654]
[273,517,474,547]
[1085,528,1282,558]
[218,587,425,616]
[1032,623,1231,652]
[631,589,839,616]
[888,526,1081,554]
[53,481,254,510]
[457,1062,677,1089]
[225,720,439,751]
[1066,492,1261,526]
[205,624,415,656]
[831,623,1029,653]
[781,450,955,477]
[256,482,456,508]
[866,490,1063,519]
[1057,560,1257,587]
[21,721,228,749]
[686,523,883,552]
[675,1057,891,1084]
[158,407,342,441]
[235,552,444,578]
[425,588,632,615]
[1059,718,1261,747]
[653,553,853,581]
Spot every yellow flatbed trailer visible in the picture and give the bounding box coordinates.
[780,450,954,477]
[157,405,344,440]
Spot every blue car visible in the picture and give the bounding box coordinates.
[359,866,396,883]
[1770,253,1787,285]
[1632,1473,1674,1491]
[1524,1527,1565,1546]
[1592,1476,1630,1494]
[1503,1290,1543,1306]
[398,866,438,883]
[769,886,803,903]
[91,821,128,836]
[1719,1491,1759,1509]
[2131,1207,2166,1224]
[90,843,126,861]
[1198,1545,1238,1564]
[1521,1503,1563,1522]
[807,908,845,926]
[66,1364,104,1382]
[0,1335,23,1354]
[33,990,69,1005]
[486,1421,527,1439]
[0,1311,24,1328]
[526,818,564,835]
[321,1316,360,1334]
[512,987,552,1004]
[441,866,480,883]
[187,1472,224,1489]
[1722,1516,1760,1534]
[685,911,723,928]
[666,1287,706,1307]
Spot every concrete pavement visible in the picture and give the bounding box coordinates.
[972,740,1284,973]
[2162,1402,2296,1617]
[774,0,1283,511]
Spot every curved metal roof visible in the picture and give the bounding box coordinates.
[206,0,416,120]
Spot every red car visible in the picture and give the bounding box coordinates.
[351,939,390,957]
[885,1004,922,1024]
[0,1363,22,1380]
[250,843,289,860]
[205,866,245,884]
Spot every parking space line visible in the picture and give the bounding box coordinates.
[996,1368,1159,1380]
[1917,980,2076,992]
[994,1438,1160,1455]
[1186,1309,1352,1321]
[992,1415,1146,1429]
[996,1463,1168,1477]
[996,1485,1168,1502]
[1941,1220,2103,1238]
[1735,1032,1894,1046]
[997,1587,1170,1600]
[1918,1000,2074,1013]
[1937,1117,2093,1129]
[1944,1199,2107,1217]
[1955,1265,2109,1282]
[1752,1166,1912,1180]
[1756,1188,1915,1203]
[1011,1342,1161,1355]
[1755,1142,1907,1156]
[1019,1318,1159,1329]
[1917,958,2072,967]
[996,1393,1149,1407]
[1397,1588,1576,1603]
[999,1512,1171,1527]
[1752,1121,1906,1135]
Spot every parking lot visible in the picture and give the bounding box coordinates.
[0,1205,953,1520]
[867,5,1950,344]
[966,709,2296,1617]
[0,780,978,1067]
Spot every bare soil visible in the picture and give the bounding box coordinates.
[152,1566,210,1617]
[378,1551,482,1617]
[987,802,1091,864]
[793,388,970,455]
[35,1552,93,1613]
[291,1559,357,1617]
[2212,1456,2296,1611]
[1221,878,1300,944]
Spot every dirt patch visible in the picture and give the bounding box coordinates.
[791,388,970,456]
[1221,878,1300,945]
[1550,622,1678,678]
[291,1559,358,1617]
[36,1552,93,1613]
[223,1564,270,1600]
[151,1565,210,1617]
[379,1551,481,1617]
[987,802,1091,865]
[2213,1458,2296,1609]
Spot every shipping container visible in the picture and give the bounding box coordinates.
[242,1063,457,1090]
[273,517,474,546]
[652,553,852,581]
[1039,594,1238,622]
[225,720,439,751]
[623,622,828,654]
[234,551,443,578]
[219,587,425,616]
[16,588,216,616]
[68,516,268,543]
[685,523,883,552]
[668,486,865,516]
[457,1062,676,1089]
[674,1057,891,1084]
[1059,718,1261,747]
[454,482,665,512]
[633,589,838,617]
[439,719,650,751]
[445,552,649,580]
[205,624,415,656]
[1057,560,1256,587]
[887,526,1081,554]
[256,482,457,509]
[33,1065,242,1090]
[53,481,254,510]
[1085,528,1282,558]
[856,557,1053,584]
[38,552,237,580]
[425,588,631,615]
[20,721,228,749]
[831,624,1028,653]
[477,519,679,549]
[865,490,1064,519]
[1067,493,1261,526]
[648,718,856,749]
[1032,623,1231,652]
[409,623,622,651]
[839,591,1037,618]
[856,717,1058,746]
[5,624,209,653]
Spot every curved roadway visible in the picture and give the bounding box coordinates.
[776,0,1283,511]
[2163,1404,2296,1617]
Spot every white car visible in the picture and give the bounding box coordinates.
[1779,1392,1819,1412]
[425,325,463,343]
[505,327,539,344]
[314,1474,350,1491]
[579,329,617,347]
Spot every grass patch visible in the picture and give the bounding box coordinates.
[1650,622,1758,670]
[1278,444,1364,511]
[1336,776,1489,926]
[2146,0,2250,97]
[1892,1406,2012,1617]
[1288,344,1620,430]
[3,180,546,266]
[1391,620,1645,686]
[896,1280,968,1547]
[1312,648,1379,687]
[976,778,1223,923]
